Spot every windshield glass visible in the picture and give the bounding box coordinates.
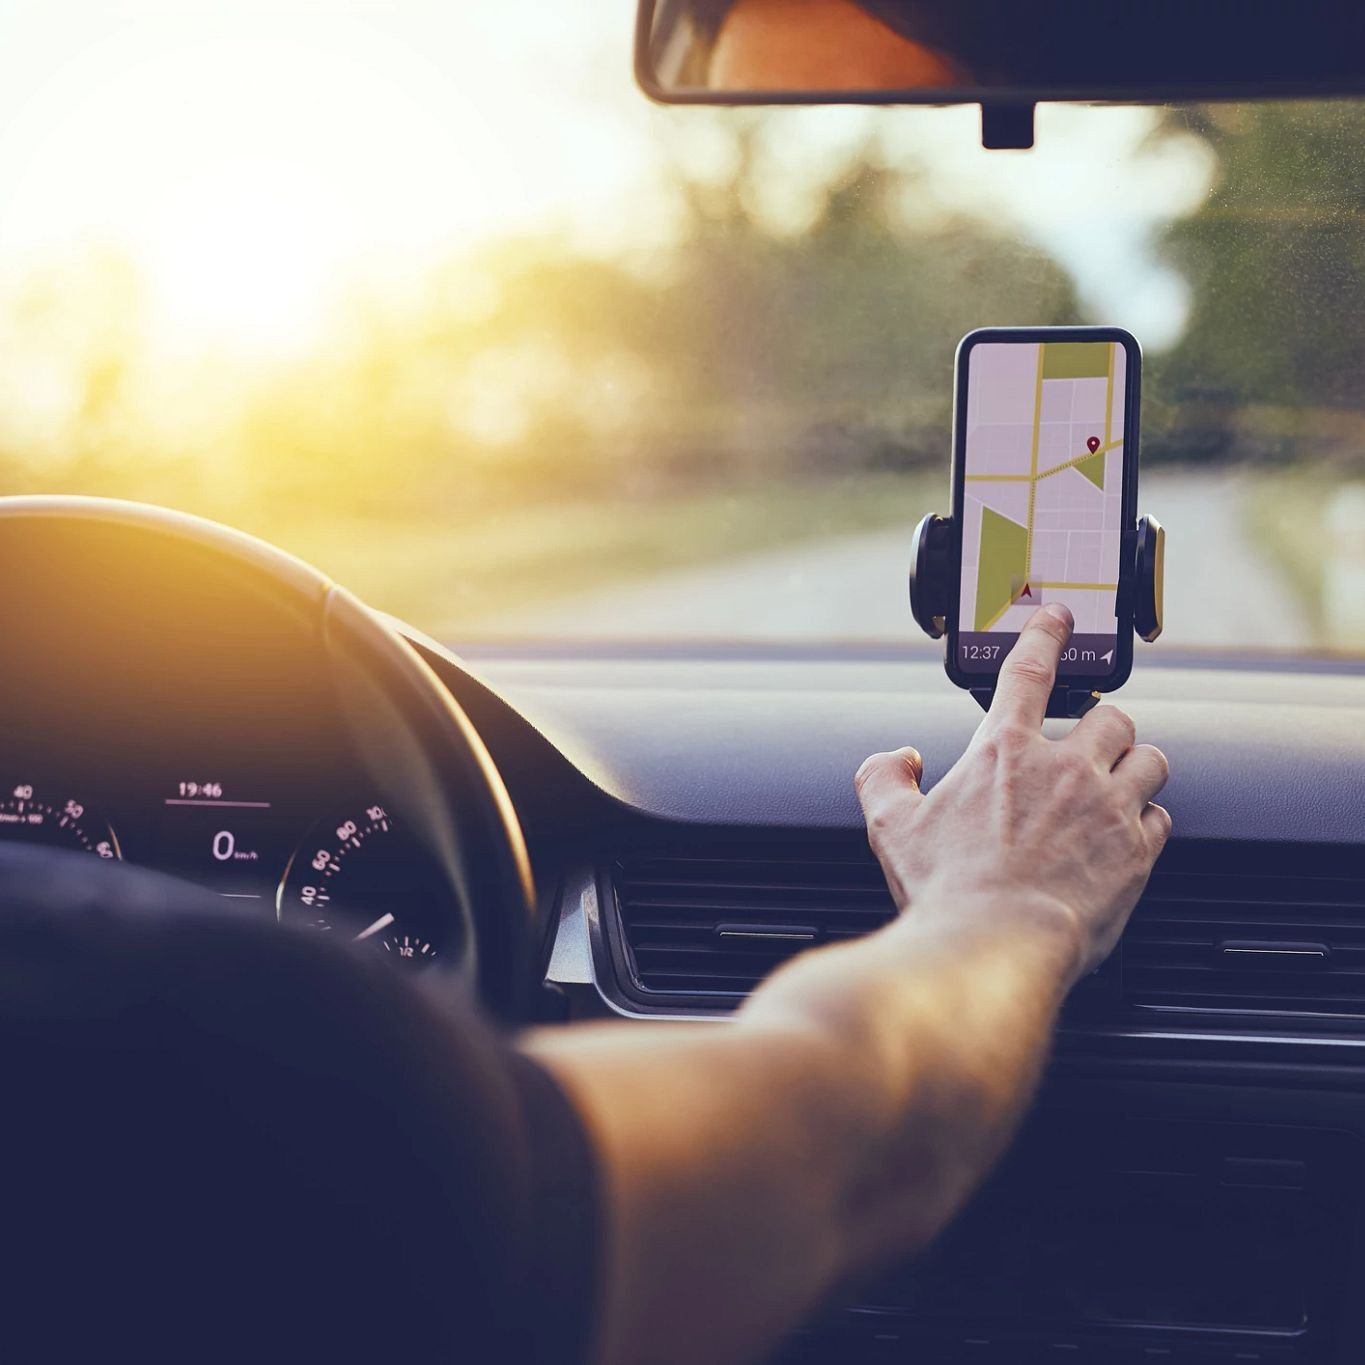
[1,0,1360,656]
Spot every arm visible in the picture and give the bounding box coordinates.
[527,603,1171,1365]
[527,905,1081,1365]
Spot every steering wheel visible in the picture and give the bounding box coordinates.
[0,496,537,1020]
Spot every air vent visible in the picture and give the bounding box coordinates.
[1126,863,1365,1019]
[611,845,1365,1026]
[612,854,895,1002]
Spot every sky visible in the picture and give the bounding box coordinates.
[0,0,1215,357]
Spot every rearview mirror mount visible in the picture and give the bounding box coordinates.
[636,0,1365,149]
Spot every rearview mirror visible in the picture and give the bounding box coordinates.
[636,0,1365,147]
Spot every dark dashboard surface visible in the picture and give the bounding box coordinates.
[440,645,1365,844]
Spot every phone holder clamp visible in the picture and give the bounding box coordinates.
[907,512,953,640]
[908,512,1165,719]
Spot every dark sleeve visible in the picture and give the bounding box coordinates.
[0,847,600,1365]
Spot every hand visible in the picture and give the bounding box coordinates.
[855,604,1170,985]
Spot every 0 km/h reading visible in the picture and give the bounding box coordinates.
[159,781,280,902]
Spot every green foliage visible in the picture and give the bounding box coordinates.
[1151,102,1365,469]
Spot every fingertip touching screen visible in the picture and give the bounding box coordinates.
[955,337,1131,679]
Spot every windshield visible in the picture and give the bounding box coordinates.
[1,0,1360,657]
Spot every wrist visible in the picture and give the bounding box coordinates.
[885,885,1086,996]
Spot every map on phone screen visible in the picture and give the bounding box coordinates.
[956,339,1127,677]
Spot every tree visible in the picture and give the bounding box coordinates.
[1153,102,1365,464]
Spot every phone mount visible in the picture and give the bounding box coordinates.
[909,512,1165,718]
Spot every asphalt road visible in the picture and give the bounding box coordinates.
[493,471,1311,651]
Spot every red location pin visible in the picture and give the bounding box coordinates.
[1086,436,1101,454]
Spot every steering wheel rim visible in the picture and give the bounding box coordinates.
[0,495,538,1020]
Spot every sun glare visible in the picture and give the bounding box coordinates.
[0,0,640,354]
[144,158,348,352]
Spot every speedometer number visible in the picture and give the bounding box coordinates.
[278,801,450,972]
[0,783,120,858]
[157,781,285,902]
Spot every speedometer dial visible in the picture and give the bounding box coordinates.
[277,802,455,970]
[0,783,119,858]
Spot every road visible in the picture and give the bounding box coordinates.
[491,471,1310,650]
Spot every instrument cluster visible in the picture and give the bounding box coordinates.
[0,774,456,972]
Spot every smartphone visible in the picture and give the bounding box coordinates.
[947,326,1141,698]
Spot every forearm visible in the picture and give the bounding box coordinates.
[744,897,1079,1270]
[524,895,1079,1365]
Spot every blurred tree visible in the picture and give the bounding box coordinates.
[1153,102,1365,464]
[0,250,152,495]
[221,116,1080,525]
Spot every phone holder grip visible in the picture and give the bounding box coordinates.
[1134,513,1165,643]
[908,512,954,639]
[909,510,1166,716]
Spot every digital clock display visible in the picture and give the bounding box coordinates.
[157,780,285,911]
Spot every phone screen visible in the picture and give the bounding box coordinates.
[955,335,1132,680]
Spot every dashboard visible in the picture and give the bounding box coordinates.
[0,519,460,977]
[0,774,453,970]
[444,645,1365,844]
[416,636,1365,1365]
[8,505,1365,1365]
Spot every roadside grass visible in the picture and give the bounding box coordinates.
[258,472,941,635]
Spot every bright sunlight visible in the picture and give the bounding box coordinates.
[0,0,1357,651]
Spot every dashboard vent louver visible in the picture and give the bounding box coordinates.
[612,854,895,1001]
[611,846,1365,1026]
[1125,864,1365,1019]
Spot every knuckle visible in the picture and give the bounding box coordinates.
[1002,655,1054,690]
[1097,704,1136,745]
[1057,747,1096,788]
[972,733,1001,766]
[1128,744,1170,790]
[990,723,1033,761]
[864,799,902,845]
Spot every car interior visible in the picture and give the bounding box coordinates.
[4,1,1365,1362]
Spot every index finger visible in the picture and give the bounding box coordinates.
[988,603,1073,731]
